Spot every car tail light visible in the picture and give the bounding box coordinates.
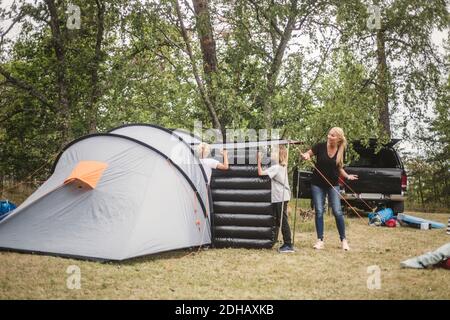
[401,172,407,190]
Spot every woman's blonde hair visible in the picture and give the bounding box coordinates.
[278,145,289,167]
[197,143,211,159]
[330,127,347,168]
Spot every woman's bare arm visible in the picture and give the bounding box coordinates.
[339,168,358,180]
[300,149,314,160]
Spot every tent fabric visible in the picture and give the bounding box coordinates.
[109,124,209,216]
[0,134,211,261]
[171,128,203,145]
[64,161,108,189]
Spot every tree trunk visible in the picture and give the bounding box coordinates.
[191,0,222,132]
[417,175,424,207]
[376,29,391,138]
[264,22,296,129]
[260,0,299,129]
[87,0,105,133]
[192,0,218,77]
[175,0,222,134]
[431,175,438,204]
[443,175,449,206]
[45,0,71,145]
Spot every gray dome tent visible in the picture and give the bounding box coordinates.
[109,124,210,217]
[0,123,299,260]
[0,129,211,261]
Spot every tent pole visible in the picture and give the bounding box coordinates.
[292,154,300,247]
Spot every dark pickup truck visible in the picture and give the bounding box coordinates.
[293,139,408,213]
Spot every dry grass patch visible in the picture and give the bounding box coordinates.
[0,210,449,299]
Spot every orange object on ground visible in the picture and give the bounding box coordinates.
[64,161,108,189]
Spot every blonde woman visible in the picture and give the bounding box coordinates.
[257,145,294,253]
[197,143,229,183]
[301,127,358,251]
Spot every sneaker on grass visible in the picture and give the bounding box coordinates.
[278,244,295,253]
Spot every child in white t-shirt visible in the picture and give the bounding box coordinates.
[257,145,294,253]
[197,143,229,183]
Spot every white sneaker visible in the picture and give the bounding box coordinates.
[313,239,324,250]
[342,239,350,251]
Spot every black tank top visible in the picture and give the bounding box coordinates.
[311,142,340,188]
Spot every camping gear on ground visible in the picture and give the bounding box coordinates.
[385,218,397,228]
[440,258,450,270]
[369,215,382,226]
[420,223,430,230]
[397,213,446,229]
[368,208,394,226]
[0,125,212,261]
[400,243,450,269]
[0,200,16,221]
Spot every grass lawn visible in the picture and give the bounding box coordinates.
[0,206,449,299]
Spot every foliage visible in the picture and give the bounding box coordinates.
[0,0,448,209]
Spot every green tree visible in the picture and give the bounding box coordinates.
[336,0,448,138]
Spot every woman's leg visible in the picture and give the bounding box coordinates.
[311,184,326,240]
[327,186,346,241]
